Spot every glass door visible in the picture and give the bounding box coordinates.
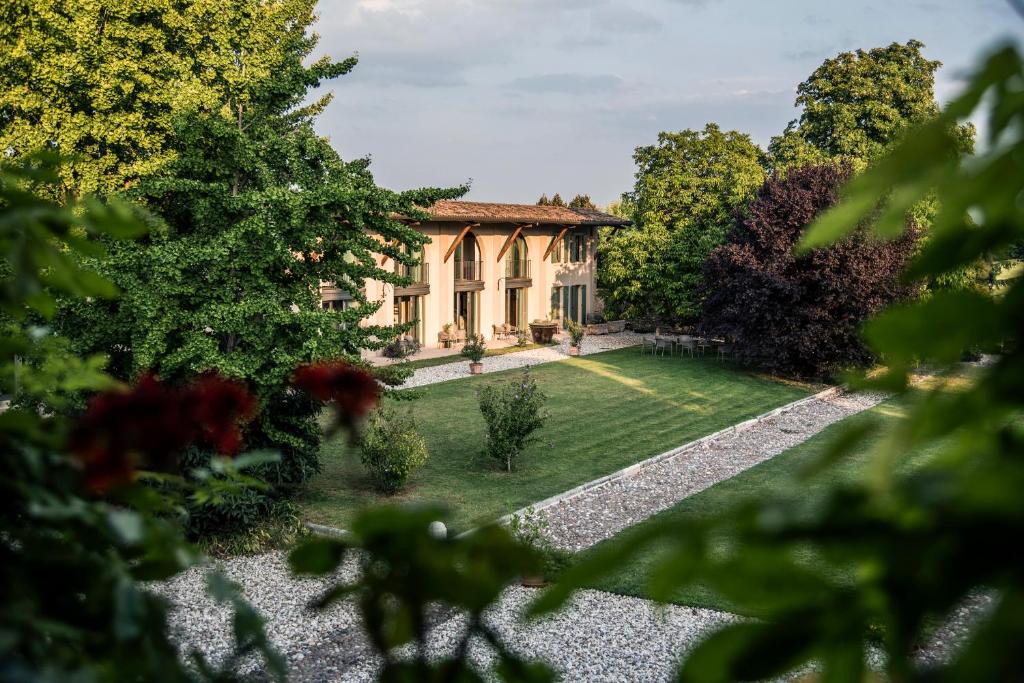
[394,295,422,342]
[505,288,527,330]
[454,291,478,334]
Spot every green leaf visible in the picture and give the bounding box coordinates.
[677,620,816,683]
[289,537,348,575]
[863,291,1002,365]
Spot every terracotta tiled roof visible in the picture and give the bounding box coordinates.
[420,200,631,227]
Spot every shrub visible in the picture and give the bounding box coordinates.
[515,331,531,347]
[509,507,573,581]
[701,163,918,378]
[461,333,486,363]
[477,371,547,471]
[371,363,413,387]
[382,337,420,359]
[359,406,429,494]
[566,320,586,348]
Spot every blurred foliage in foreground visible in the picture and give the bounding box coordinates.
[0,155,284,681]
[527,44,1024,682]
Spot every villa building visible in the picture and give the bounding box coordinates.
[320,200,630,351]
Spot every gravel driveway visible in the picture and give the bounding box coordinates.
[536,390,886,552]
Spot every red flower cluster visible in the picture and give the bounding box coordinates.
[292,361,380,424]
[69,372,258,493]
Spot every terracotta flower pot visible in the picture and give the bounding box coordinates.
[520,574,547,588]
[469,362,483,375]
[568,346,580,356]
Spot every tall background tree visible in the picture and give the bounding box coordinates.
[7,0,464,536]
[0,1,200,198]
[784,40,946,161]
[567,194,596,210]
[599,123,766,322]
[702,164,918,378]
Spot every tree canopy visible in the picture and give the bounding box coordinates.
[702,164,918,377]
[48,0,462,532]
[790,40,942,160]
[599,123,766,322]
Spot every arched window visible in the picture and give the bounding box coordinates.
[454,232,480,280]
[506,236,528,279]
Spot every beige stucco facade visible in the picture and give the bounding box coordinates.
[324,220,604,354]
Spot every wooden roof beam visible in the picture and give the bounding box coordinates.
[543,226,571,261]
[443,223,479,263]
[495,224,532,262]
[379,239,399,266]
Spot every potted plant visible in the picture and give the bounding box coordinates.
[439,322,455,348]
[528,309,559,344]
[461,333,486,374]
[566,319,585,356]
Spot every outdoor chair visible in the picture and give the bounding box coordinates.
[640,336,656,355]
[678,337,696,357]
[492,324,507,340]
[717,343,734,361]
[655,337,674,357]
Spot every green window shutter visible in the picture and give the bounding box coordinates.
[581,285,587,324]
[569,285,579,324]
[550,286,560,320]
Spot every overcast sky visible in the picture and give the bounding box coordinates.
[310,0,1023,206]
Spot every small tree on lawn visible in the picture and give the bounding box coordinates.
[478,371,547,472]
[701,163,918,378]
[359,406,429,494]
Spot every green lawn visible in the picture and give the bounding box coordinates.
[575,395,946,614]
[298,347,816,533]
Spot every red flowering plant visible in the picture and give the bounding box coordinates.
[69,372,259,493]
[292,361,381,438]
[1,156,284,681]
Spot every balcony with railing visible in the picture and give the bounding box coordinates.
[505,259,531,280]
[454,259,482,281]
[395,262,429,285]
[394,261,429,295]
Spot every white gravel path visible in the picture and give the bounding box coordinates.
[156,555,991,682]
[401,332,644,388]
[337,587,742,682]
[535,390,887,552]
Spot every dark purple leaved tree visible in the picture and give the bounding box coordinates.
[701,163,918,378]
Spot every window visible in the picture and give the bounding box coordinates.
[552,233,587,263]
[570,234,587,263]
[550,236,564,264]
[394,295,423,342]
[322,298,352,311]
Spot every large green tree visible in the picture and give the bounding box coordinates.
[0,1,206,198]
[51,0,461,531]
[788,40,942,160]
[770,40,975,170]
[599,123,766,322]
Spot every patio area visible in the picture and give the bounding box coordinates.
[369,334,536,367]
